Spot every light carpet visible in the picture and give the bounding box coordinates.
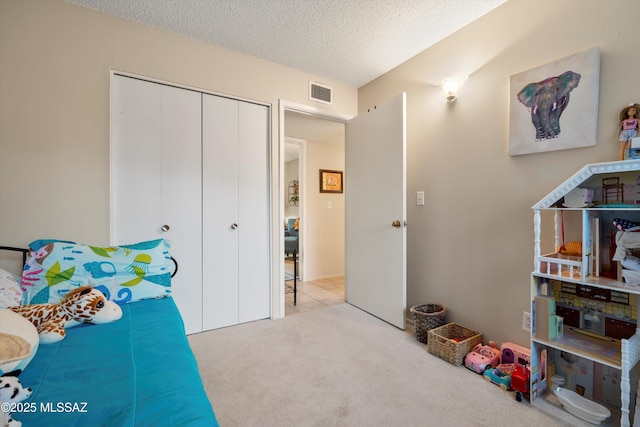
[188,304,569,427]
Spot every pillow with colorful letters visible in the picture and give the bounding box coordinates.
[21,239,173,305]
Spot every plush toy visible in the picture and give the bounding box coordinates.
[0,375,32,427]
[0,309,39,377]
[9,286,122,344]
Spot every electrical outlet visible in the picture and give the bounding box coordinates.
[522,311,531,332]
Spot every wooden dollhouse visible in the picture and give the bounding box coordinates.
[531,160,640,426]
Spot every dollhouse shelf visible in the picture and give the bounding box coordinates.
[533,326,626,369]
[535,272,640,296]
[531,160,640,427]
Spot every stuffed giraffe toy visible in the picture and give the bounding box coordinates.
[9,286,122,344]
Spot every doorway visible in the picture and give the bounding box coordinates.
[280,103,350,317]
[277,94,406,326]
[284,137,303,285]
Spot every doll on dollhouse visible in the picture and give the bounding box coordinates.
[618,103,640,160]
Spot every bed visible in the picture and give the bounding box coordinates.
[0,241,218,427]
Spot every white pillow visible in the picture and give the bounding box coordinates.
[621,255,640,272]
[0,268,22,308]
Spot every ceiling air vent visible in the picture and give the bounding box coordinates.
[309,81,332,104]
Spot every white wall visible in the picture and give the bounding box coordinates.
[358,0,640,344]
[305,139,345,280]
[0,0,357,249]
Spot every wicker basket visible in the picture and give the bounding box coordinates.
[427,322,483,366]
[410,304,446,344]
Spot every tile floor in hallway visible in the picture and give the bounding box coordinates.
[284,259,345,316]
[284,259,417,336]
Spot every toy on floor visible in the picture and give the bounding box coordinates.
[464,341,500,374]
[9,286,122,344]
[500,342,531,368]
[511,361,530,402]
[0,375,32,427]
[483,363,515,390]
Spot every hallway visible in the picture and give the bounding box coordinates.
[284,258,344,315]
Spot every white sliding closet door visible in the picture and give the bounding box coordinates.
[112,75,202,335]
[238,101,270,324]
[202,95,239,329]
[113,75,270,334]
[202,95,270,330]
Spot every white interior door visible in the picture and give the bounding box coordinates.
[238,101,270,323]
[112,75,203,335]
[202,94,240,330]
[345,93,406,329]
[202,95,270,329]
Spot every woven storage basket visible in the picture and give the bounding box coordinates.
[427,322,483,366]
[410,304,446,344]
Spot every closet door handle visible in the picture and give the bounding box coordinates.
[231,223,238,230]
[161,224,170,232]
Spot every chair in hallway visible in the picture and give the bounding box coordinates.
[284,218,298,257]
[285,218,299,305]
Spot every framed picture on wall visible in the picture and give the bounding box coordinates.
[319,169,343,193]
[508,46,600,156]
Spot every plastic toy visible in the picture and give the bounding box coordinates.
[483,363,514,390]
[511,361,530,402]
[464,342,500,374]
[618,103,640,160]
[554,386,611,424]
[500,341,531,368]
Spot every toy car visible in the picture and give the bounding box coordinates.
[511,361,530,402]
[483,363,514,390]
[500,342,530,368]
[464,342,500,374]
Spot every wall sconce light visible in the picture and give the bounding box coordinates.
[441,78,460,103]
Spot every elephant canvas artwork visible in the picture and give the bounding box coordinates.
[508,47,600,156]
[517,71,581,141]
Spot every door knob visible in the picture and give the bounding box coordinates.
[391,220,402,228]
[231,223,238,230]
[161,224,170,232]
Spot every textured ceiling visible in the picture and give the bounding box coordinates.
[67,0,507,87]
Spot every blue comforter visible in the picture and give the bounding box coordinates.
[16,297,218,427]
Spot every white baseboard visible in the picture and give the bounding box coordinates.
[303,273,344,282]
